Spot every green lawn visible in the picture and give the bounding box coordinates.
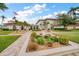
[53,30,79,44]
[0,31,13,35]
[0,35,20,52]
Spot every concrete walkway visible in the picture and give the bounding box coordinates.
[0,31,31,56]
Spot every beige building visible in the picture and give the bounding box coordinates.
[3,20,29,30]
[36,18,61,30]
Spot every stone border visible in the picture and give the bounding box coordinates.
[25,41,79,56]
[17,31,31,56]
[17,31,79,56]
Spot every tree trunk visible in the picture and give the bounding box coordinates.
[1,19,4,29]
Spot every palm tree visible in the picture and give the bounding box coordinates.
[69,7,79,19]
[57,14,76,30]
[0,3,8,29]
[0,3,8,11]
[12,16,16,21]
[0,15,6,28]
[12,16,17,30]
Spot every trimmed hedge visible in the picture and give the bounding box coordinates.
[1,28,13,31]
[54,28,64,30]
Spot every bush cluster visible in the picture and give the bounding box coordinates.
[31,32,69,45]
[58,37,69,45]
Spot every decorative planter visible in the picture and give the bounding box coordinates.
[18,31,79,56]
[26,41,79,56]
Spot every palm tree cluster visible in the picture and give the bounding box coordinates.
[69,7,79,14]
[0,3,8,29]
[12,16,30,26]
[68,7,79,19]
[0,3,30,29]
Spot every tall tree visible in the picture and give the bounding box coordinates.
[69,7,79,19]
[57,14,76,30]
[24,21,28,26]
[1,15,6,27]
[0,3,8,11]
[12,16,17,30]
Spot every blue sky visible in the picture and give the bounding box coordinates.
[0,3,79,24]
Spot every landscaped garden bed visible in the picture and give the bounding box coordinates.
[26,31,70,53]
[0,35,20,52]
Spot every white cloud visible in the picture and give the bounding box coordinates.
[24,6,30,9]
[53,12,58,15]
[15,9,35,18]
[43,14,53,19]
[60,11,67,14]
[12,4,49,24]
[33,4,46,11]
[17,9,34,15]
[42,4,46,8]
[53,10,67,15]
[42,14,56,19]
[26,17,39,24]
[15,4,47,18]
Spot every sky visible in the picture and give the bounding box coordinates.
[0,3,79,24]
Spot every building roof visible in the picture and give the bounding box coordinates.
[36,18,59,24]
[4,23,14,26]
[45,18,58,21]
[3,20,15,26]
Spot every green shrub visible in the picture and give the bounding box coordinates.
[44,34,58,43]
[44,34,51,39]
[35,35,41,39]
[53,37,58,42]
[31,32,37,37]
[47,37,55,43]
[35,35,45,45]
[31,32,37,42]
[58,37,69,45]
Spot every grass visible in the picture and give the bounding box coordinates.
[0,31,13,35]
[0,35,20,52]
[53,30,79,44]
